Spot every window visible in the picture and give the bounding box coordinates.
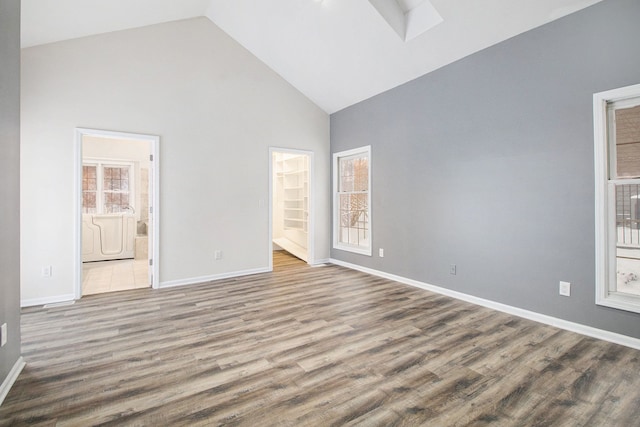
[333,146,371,255]
[82,165,98,213]
[103,166,131,213]
[82,161,133,214]
[594,83,640,313]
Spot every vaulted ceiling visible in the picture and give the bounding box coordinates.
[21,0,603,113]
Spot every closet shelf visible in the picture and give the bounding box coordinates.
[275,153,309,240]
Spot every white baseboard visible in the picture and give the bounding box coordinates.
[311,258,330,266]
[0,356,25,407]
[330,258,640,351]
[159,267,271,289]
[21,294,76,308]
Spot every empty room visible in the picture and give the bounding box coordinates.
[1,0,640,425]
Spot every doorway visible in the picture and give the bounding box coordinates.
[74,128,160,298]
[270,148,314,268]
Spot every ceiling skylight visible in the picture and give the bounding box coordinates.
[368,0,443,42]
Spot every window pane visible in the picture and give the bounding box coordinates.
[83,166,97,190]
[85,166,96,178]
[339,192,369,246]
[339,155,368,192]
[353,157,368,191]
[102,166,131,213]
[88,178,97,191]
[339,194,352,227]
[82,165,98,213]
[615,183,640,296]
[104,192,130,213]
[104,168,114,190]
[339,158,354,192]
[615,105,640,178]
[82,192,96,213]
[104,166,130,191]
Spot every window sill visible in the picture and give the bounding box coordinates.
[333,244,372,257]
[596,292,640,314]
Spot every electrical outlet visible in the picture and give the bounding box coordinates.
[42,266,52,277]
[450,264,457,275]
[214,250,223,260]
[1,323,7,347]
[379,248,384,257]
[559,281,571,297]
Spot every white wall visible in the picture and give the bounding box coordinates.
[21,17,330,304]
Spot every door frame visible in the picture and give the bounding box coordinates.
[74,128,160,299]
[269,147,315,270]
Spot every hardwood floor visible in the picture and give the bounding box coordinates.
[2,251,640,426]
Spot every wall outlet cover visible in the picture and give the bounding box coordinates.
[1,323,7,347]
[42,266,52,277]
[559,281,571,296]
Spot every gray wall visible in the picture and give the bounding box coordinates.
[0,0,22,386]
[330,0,640,338]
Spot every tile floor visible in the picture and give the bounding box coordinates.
[82,258,150,295]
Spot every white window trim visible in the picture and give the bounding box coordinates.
[594,83,640,313]
[333,145,372,256]
[83,158,135,215]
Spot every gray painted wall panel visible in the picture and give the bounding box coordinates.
[0,0,22,385]
[331,0,640,338]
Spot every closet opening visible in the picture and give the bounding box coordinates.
[270,148,314,268]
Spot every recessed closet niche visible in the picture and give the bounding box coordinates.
[272,152,309,261]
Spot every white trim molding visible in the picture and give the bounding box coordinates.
[21,294,76,308]
[159,267,271,289]
[74,128,161,298]
[330,258,640,351]
[0,357,25,407]
[333,145,372,256]
[268,147,316,270]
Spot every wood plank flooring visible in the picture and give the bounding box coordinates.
[2,251,640,426]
